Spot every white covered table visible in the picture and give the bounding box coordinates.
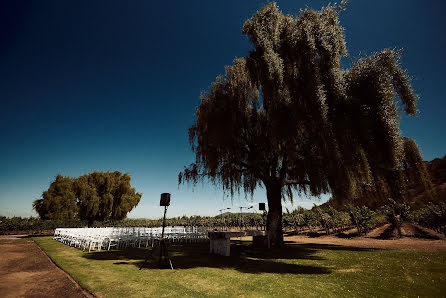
[208,230,270,256]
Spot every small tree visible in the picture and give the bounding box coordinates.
[413,203,446,235]
[381,199,410,237]
[326,206,350,234]
[289,206,307,234]
[314,205,332,235]
[302,210,317,233]
[347,205,375,236]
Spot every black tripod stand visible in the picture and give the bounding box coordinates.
[139,205,173,270]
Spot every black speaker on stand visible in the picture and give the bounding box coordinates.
[139,193,173,270]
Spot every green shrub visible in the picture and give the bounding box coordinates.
[381,199,411,237]
[412,202,446,235]
[347,205,375,235]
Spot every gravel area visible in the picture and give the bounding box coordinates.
[0,235,93,298]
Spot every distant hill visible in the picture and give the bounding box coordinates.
[406,155,446,208]
[323,155,446,210]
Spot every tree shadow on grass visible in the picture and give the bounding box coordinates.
[306,231,325,238]
[367,223,397,240]
[335,232,359,239]
[20,234,53,238]
[287,242,378,252]
[82,241,375,274]
[368,224,442,240]
[406,225,442,240]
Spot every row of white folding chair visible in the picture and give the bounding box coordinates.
[54,228,109,251]
[55,227,160,251]
[53,226,208,251]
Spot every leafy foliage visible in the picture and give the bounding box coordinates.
[326,206,351,233]
[412,202,446,235]
[33,171,141,225]
[347,205,375,235]
[179,2,427,245]
[0,217,87,234]
[5,202,446,236]
[0,213,265,234]
[33,175,78,220]
[381,199,411,237]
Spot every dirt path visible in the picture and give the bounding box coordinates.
[236,224,446,251]
[284,234,446,251]
[0,235,92,298]
[234,234,446,250]
[365,223,393,238]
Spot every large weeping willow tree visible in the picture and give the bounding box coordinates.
[179,2,431,246]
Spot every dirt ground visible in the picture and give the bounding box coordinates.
[234,234,446,251]
[235,223,446,251]
[283,223,446,251]
[0,235,93,298]
[284,234,446,251]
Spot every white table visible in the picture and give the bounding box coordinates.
[208,230,270,256]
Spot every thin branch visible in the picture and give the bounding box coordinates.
[279,154,288,181]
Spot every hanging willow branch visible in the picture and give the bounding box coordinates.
[179,2,430,206]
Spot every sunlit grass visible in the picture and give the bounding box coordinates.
[33,237,446,297]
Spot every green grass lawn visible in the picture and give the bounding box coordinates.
[33,237,446,297]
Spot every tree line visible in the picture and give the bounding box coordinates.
[4,202,444,236]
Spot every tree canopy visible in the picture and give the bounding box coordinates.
[179,2,430,246]
[33,171,142,226]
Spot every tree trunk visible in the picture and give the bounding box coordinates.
[351,213,361,236]
[391,213,402,238]
[266,183,283,247]
[395,223,402,238]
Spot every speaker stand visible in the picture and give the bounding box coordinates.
[140,206,173,270]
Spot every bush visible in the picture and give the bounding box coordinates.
[381,199,411,237]
[0,217,87,234]
[412,202,446,235]
[347,205,375,235]
[369,213,388,228]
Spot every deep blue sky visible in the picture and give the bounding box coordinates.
[1,0,445,218]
